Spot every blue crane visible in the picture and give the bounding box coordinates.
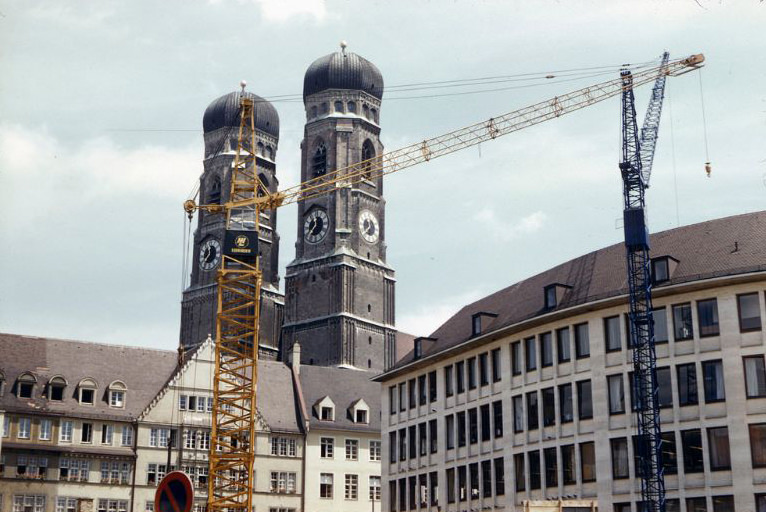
[620,52,670,512]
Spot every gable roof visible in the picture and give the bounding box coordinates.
[0,333,178,421]
[380,210,766,378]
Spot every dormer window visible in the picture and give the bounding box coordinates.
[48,376,67,401]
[413,337,437,360]
[315,396,336,421]
[17,373,36,399]
[349,398,370,424]
[78,378,98,405]
[471,312,498,336]
[108,381,127,408]
[356,409,368,423]
[544,283,572,310]
[321,406,333,421]
[651,256,678,284]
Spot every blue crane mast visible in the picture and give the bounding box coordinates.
[619,54,670,512]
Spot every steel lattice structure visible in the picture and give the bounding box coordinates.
[639,52,670,187]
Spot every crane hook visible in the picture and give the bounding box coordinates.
[705,161,712,178]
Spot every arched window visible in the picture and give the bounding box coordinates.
[347,101,356,113]
[266,146,274,160]
[77,378,98,405]
[48,376,68,401]
[363,104,370,119]
[334,101,344,113]
[257,173,270,200]
[108,381,127,408]
[256,142,265,156]
[312,142,327,178]
[208,176,222,205]
[371,108,378,123]
[16,372,36,399]
[361,139,375,180]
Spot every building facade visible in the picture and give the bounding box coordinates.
[376,211,766,512]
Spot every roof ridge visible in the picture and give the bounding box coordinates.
[0,332,177,355]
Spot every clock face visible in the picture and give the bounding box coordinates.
[358,210,379,243]
[199,238,221,271]
[304,209,330,243]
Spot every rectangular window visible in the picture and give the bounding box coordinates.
[320,437,334,458]
[527,391,539,431]
[101,425,113,445]
[479,353,489,386]
[525,337,537,371]
[711,496,733,512]
[559,383,573,423]
[608,374,625,414]
[429,472,438,506]
[121,426,133,446]
[561,444,575,485]
[574,322,590,358]
[707,426,731,470]
[738,292,762,331]
[3,415,9,437]
[320,473,333,499]
[542,387,556,427]
[345,439,358,460]
[750,423,766,468]
[580,441,596,482]
[491,348,502,382]
[494,457,505,495]
[492,400,503,438]
[178,395,187,410]
[81,423,93,443]
[408,378,416,409]
[528,450,541,490]
[662,431,678,475]
[429,419,437,453]
[468,408,478,444]
[18,418,31,439]
[686,497,707,512]
[456,361,465,393]
[398,478,407,510]
[702,360,725,402]
[611,437,629,479]
[446,468,455,503]
[457,466,467,502]
[682,429,704,473]
[697,298,720,337]
[467,357,477,390]
[604,316,621,352]
[480,404,491,442]
[677,363,699,405]
[756,494,766,512]
[39,419,51,441]
[540,332,553,367]
[514,453,525,491]
[389,386,396,414]
[389,432,397,462]
[469,462,479,500]
[511,342,522,375]
[673,303,694,340]
[544,447,557,487]
[398,383,406,412]
[653,306,669,343]
[745,356,766,398]
[369,475,381,501]
[513,395,523,433]
[418,375,427,406]
[344,474,358,500]
[481,460,492,498]
[446,414,455,450]
[657,367,673,408]
[419,422,427,456]
[577,379,593,420]
[457,412,466,447]
[408,425,416,459]
[428,371,437,402]
[556,327,571,363]
[444,365,454,397]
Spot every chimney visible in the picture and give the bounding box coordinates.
[291,342,301,375]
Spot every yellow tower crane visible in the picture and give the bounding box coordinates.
[183,53,704,512]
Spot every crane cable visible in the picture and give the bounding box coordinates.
[698,70,712,177]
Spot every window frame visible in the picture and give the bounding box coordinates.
[696,298,720,337]
[737,292,762,332]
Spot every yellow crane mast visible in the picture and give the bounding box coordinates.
[183,53,704,512]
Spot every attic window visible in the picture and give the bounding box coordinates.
[544,283,572,310]
[109,381,127,408]
[471,312,498,336]
[652,258,668,283]
[48,376,67,401]
[414,339,423,359]
[17,373,36,399]
[78,378,98,405]
[355,409,368,424]
[545,285,557,309]
[321,406,334,421]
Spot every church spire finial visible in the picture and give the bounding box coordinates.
[240,80,247,93]
[340,40,347,55]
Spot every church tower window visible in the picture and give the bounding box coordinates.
[208,176,222,205]
[334,101,344,113]
[361,139,375,180]
[312,143,327,177]
[347,101,356,113]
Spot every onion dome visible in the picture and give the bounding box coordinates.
[203,90,279,138]
[303,44,384,102]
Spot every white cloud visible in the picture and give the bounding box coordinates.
[398,289,486,337]
[473,209,547,241]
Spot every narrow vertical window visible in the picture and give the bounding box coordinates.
[528,450,541,490]
[575,323,590,358]
[702,360,725,402]
[513,395,523,433]
[577,380,593,420]
[542,387,556,426]
[491,348,502,382]
[511,342,522,375]
[707,426,731,470]
[604,316,622,352]
[653,307,669,343]
[561,444,576,485]
[312,143,327,178]
[738,293,762,331]
[559,383,573,423]
[611,438,629,479]
[525,337,537,371]
[444,365,454,397]
[526,391,539,431]
[580,442,596,482]
[514,453,525,491]
[677,363,699,406]
[681,429,704,473]
[672,303,694,340]
[544,447,557,488]
[745,356,766,398]
[556,327,571,362]
[608,374,625,414]
[697,298,720,337]
[540,332,553,367]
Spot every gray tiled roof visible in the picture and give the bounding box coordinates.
[255,360,302,433]
[384,210,766,374]
[0,333,178,421]
[298,365,380,433]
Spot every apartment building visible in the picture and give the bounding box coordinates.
[375,211,766,512]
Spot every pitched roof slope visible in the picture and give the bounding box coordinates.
[298,365,380,433]
[0,333,178,421]
[256,360,302,433]
[392,210,766,371]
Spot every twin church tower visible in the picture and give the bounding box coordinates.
[180,45,397,372]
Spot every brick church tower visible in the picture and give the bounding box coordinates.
[282,45,397,371]
[180,90,284,358]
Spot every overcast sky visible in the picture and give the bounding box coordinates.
[1,0,764,351]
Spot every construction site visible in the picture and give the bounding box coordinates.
[2,3,765,512]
